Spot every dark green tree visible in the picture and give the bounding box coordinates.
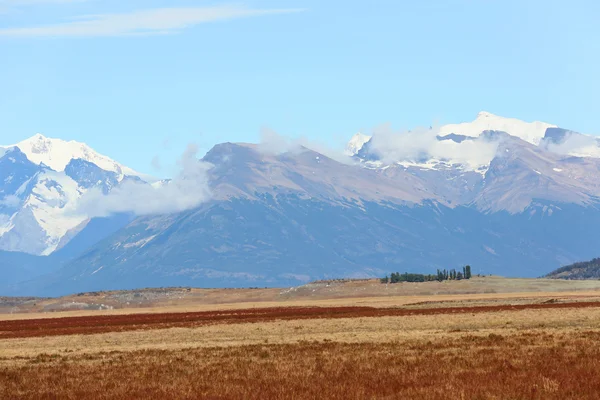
[465,265,472,279]
[380,275,389,284]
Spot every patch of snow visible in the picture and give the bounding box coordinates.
[475,165,489,176]
[344,133,371,156]
[397,158,489,177]
[26,170,89,254]
[363,160,385,169]
[15,176,34,196]
[397,159,449,170]
[553,168,563,172]
[439,111,556,145]
[123,235,156,249]
[0,216,13,236]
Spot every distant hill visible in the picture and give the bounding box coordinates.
[546,258,600,280]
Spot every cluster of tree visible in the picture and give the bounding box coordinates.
[381,265,472,284]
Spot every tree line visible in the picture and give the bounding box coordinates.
[381,265,472,283]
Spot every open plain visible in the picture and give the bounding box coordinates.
[2,277,600,399]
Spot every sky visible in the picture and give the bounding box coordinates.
[1,0,599,177]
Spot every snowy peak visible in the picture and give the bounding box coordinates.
[350,112,561,175]
[0,134,152,255]
[439,112,556,145]
[344,133,371,156]
[9,134,140,179]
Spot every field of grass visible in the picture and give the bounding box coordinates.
[4,276,600,319]
[2,278,600,398]
[3,329,600,398]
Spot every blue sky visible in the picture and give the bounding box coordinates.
[1,0,599,176]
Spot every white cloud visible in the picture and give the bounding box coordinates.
[72,143,213,217]
[366,124,500,170]
[259,127,354,165]
[542,132,600,158]
[0,5,304,37]
[259,127,295,154]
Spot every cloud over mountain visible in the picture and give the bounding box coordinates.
[542,131,600,158]
[366,124,500,170]
[73,144,213,217]
[259,127,354,165]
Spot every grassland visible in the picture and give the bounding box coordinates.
[3,332,600,399]
[2,278,600,398]
[4,276,600,319]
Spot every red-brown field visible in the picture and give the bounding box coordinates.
[1,300,600,339]
[2,327,600,399]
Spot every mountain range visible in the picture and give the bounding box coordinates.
[3,111,600,296]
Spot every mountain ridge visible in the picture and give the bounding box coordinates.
[4,111,600,296]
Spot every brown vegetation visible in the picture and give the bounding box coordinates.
[2,331,600,399]
[3,301,600,339]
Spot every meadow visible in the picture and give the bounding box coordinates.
[2,278,600,399]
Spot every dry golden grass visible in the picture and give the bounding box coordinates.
[2,331,600,399]
[2,303,600,358]
[4,286,600,322]
[4,276,600,320]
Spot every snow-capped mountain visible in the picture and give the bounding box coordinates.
[20,129,600,296]
[6,112,600,296]
[0,134,147,255]
[354,112,600,175]
[3,113,598,257]
[5,134,141,180]
[439,111,556,145]
[344,133,371,156]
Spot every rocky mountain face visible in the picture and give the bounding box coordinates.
[3,112,600,296]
